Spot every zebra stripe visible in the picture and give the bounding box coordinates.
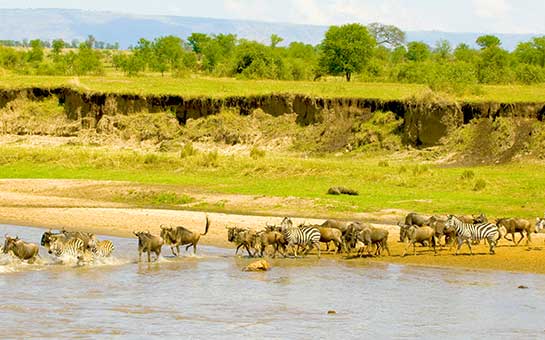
[283,224,321,258]
[50,238,85,258]
[92,240,115,257]
[446,215,499,255]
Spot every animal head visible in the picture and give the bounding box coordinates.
[536,218,545,233]
[159,225,175,239]
[280,217,293,230]
[473,213,487,224]
[445,215,456,229]
[226,226,240,242]
[3,235,21,253]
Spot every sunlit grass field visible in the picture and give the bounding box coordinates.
[1,144,543,219]
[1,74,545,102]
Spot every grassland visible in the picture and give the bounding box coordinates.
[1,74,545,102]
[1,143,544,220]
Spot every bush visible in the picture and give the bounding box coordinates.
[460,170,475,180]
[198,150,219,167]
[180,142,198,158]
[378,160,389,167]
[250,146,266,159]
[473,179,487,191]
[143,153,159,164]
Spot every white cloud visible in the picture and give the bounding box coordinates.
[472,0,510,18]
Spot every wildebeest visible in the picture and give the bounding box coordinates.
[401,226,436,257]
[3,235,40,263]
[254,229,287,258]
[320,219,350,234]
[41,229,63,251]
[226,226,257,257]
[398,213,429,242]
[318,226,346,253]
[496,218,535,245]
[134,231,164,262]
[350,226,390,257]
[160,216,210,256]
[457,213,487,224]
[428,215,455,247]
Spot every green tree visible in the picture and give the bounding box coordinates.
[319,23,375,81]
[51,39,65,55]
[187,33,211,54]
[152,35,185,75]
[27,39,44,63]
[433,39,452,61]
[406,41,431,62]
[454,43,477,63]
[270,34,283,48]
[476,35,501,49]
[367,22,406,48]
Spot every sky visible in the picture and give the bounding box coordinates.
[0,0,544,34]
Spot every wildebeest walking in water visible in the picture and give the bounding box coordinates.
[3,235,40,263]
[160,215,210,256]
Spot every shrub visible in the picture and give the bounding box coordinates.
[250,146,266,159]
[378,160,389,167]
[143,153,159,164]
[473,179,487,191]
[461,170,475,180]
[199,150,219,167]
[180,142,198,158]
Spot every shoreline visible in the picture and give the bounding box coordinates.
[2,178,545,274]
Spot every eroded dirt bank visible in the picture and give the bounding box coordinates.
[2,87,544,147]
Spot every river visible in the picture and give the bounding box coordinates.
[1,224,544,339]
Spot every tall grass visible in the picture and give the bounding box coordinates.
[1,74,545,102]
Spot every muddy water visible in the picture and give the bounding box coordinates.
[1,224,545,339]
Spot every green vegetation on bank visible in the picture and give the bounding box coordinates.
[1,74,545,102]
[0,144,543,219]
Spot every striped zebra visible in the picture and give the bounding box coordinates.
[91,240,115,257]
[445,215,499,255]
[49,237,85,258]
[281,219,321,258]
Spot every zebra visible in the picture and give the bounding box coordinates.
[281,220,321,258]
[536,217,545,233]
[49,237,85,258]
[445,215,499,255]
[91,240,115,257]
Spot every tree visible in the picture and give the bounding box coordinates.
[367,22,406,48]
[152,35,184,75]
[319,23,375,81]
[52,39,65,55]
[406,41,430,62]
[476,35,501,49]
[86,35,96,49]
[454,43,477,63]
[270,34,283,48]
[433,39,452,61]
[27,39,44,63]
[187,33,210,54]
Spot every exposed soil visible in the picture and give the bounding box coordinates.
[1,178,545,274]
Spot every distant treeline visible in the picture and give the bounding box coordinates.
[1,24,545,87]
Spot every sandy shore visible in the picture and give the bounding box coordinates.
[2,178,545,274]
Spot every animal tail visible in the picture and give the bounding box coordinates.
[201,215,210,236]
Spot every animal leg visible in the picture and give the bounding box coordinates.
[526,232,532,245]
[455,237,463,255]
[147,251,151,263]
[516,232,524,246]
[170,246,177,256]
[466,240,473,255]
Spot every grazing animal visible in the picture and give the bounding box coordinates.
[3,235,39,263]
[40,230,64,251]
[402,226,436,257]
[61,230,97,249]
[354,226,391,257]
[227,227,258,257]
[318,226,346,253]
[457,213,487,224]
[445,215,499,255]
[496,218,535,245]
[255,230,287,258]
[428,215,455,247]
[160,216,210,256]
[134,231,164,262]
[398,213,429,242]
[77,239,115,264]
[320,219,350,234]
[49,236,85,258]
[282,222,321,258]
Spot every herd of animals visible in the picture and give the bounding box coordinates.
[2,213,545,264]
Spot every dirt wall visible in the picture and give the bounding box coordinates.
[1,87,544,147]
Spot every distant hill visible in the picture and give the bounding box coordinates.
[0,8,540,50]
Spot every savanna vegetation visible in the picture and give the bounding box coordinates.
[2,23,545,92]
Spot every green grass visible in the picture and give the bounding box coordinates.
[1,144,544,219]
[1,74,545,102]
